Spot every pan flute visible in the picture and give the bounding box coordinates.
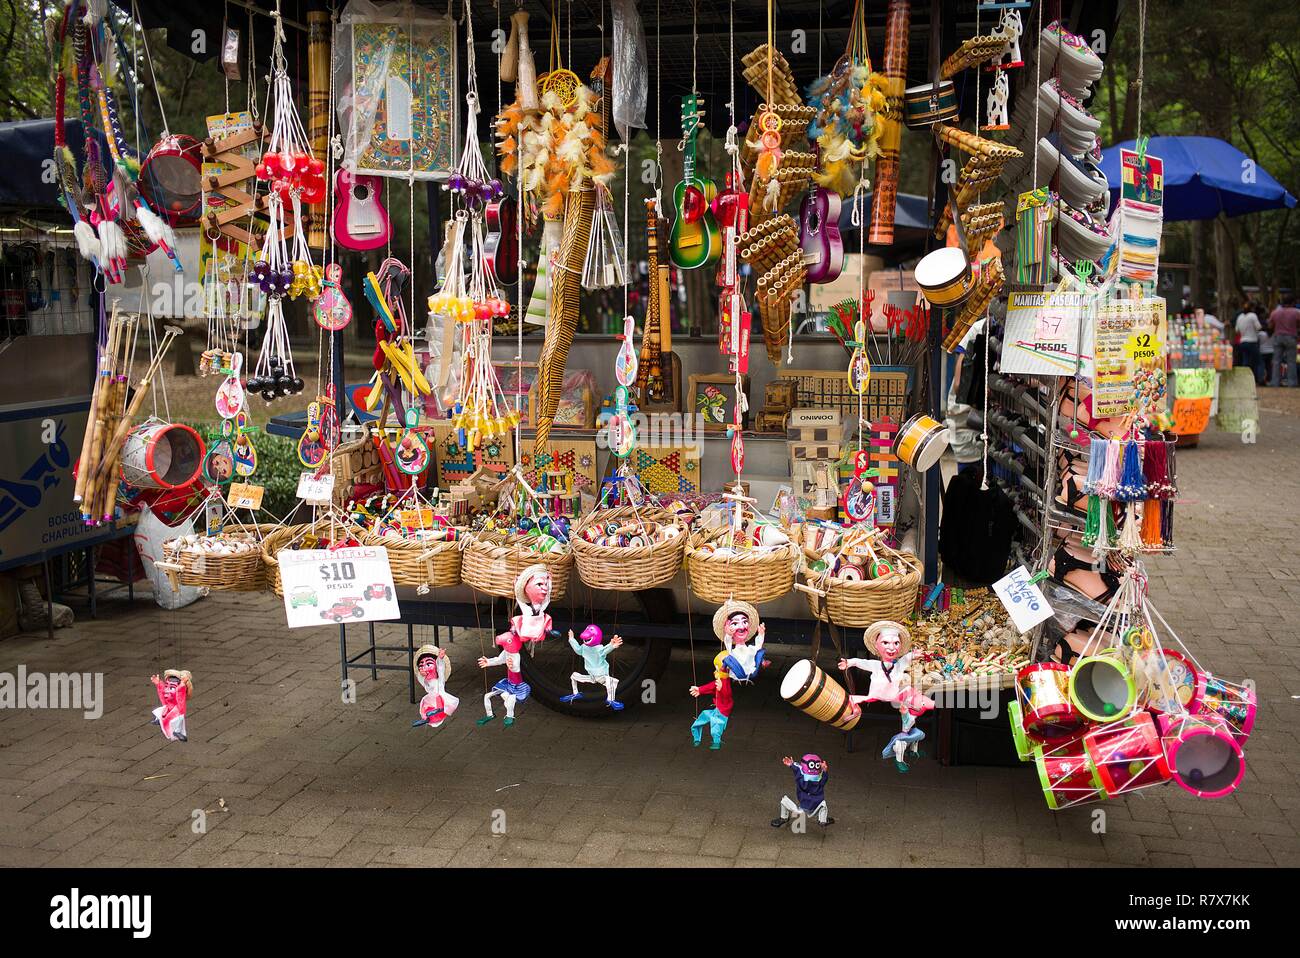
[742,45,802,107]
[941,35,1010,78]
[942,257,1005,353]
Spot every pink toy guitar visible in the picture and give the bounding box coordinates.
[313,263,353,331]
[333,169,391,251]
[799,187,845,284]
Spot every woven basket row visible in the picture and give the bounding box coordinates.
[798,550,922,627]
[161,523,280,592]
[685,525,799,605]
[571,506,688,592]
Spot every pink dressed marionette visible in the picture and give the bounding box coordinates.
[477,628,530,727]
[511,564,556,645]
[839,620,935,772]
[150,670,193,742]
[559,625,625,709]
[412,645,459,729]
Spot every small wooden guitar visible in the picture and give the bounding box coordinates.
[799,186,845,284]
[667,93,720,270]
[333,169,391,251]
[483,196,518,286]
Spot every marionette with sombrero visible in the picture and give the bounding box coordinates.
[412,645,459,729]
[712,599,769,683]
[511,564,557,645]
[149,669,193,742]
[476,565,557,727]
[560,625,625,709]
[772,754,834,829]
[839,620,935,772]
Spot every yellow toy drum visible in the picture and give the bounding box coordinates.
[780,659,861,731]
[914,245,974,308]
[894,414,951,472]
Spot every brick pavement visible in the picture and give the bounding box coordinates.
[1,394,1297,867]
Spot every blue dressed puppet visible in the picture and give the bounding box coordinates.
[771,754,834,829]
[711,599,768,683]
[560,625,625,709]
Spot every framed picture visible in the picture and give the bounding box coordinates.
[688,374,748,433]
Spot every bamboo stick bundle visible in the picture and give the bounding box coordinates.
[74,306,124,506]
[741,45,801,106]
[534,187,596,454]
[78,311,135,521]
[943,257,1005,352]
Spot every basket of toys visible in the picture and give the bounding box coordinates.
[685,494,798,605]
[572,504,688,592]
[159,524,277,592]
[261,516,366,597]
[329,432,385,505]
[796,525,921,627]
[362,523,462,589]
[461,525,572,600]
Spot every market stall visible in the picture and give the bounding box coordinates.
[40,0,1258,804]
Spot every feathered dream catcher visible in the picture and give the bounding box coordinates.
[495,5,613,222]
[804,0,889,197]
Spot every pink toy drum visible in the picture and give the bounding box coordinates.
[1194,675,1256,746]
[1083,712,1171,797]
[1033,741,1107,811]
[1140,648,1206,715]
[1158,712,1246,799]
[1016,662,1086,742]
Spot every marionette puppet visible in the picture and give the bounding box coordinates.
[772,754,834,829]
[511,564,558,645]
[712,599,769,683]
[839,620,935,773]
[149,670,193,742]
[560,625,625,709]
[412,645,459,729]
[477,628,530,727]
[689,662,734,750]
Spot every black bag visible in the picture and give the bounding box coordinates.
[939,467,1016,584]
[955,331,988,408]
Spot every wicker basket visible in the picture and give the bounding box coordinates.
[461,528,572,600]
[571,506,687,592]
[799,551,922,627]
[685,526,798,605]
[261,518,365,596]
[363,528,462,588]
[160,524,277,592]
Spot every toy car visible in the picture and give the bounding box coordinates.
[290,587,318,609]
[363,583,392,601]
[321,597,365,622]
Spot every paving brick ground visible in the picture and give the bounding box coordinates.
[1,391,1298,868]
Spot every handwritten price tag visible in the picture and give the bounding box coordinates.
[227,482,265,511]
[296,472,336,504]
[992,565,1054,634]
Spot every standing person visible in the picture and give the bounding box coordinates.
[1235,301,1262,382]
[1259,324,1275,386]
[1269,294,1300,387]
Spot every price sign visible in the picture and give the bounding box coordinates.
[992,565,1054,634]
[227,482,265,510]
[278,546,399,628]
[296,472,336,504]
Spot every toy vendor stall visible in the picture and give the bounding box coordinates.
[41,0,1259,805]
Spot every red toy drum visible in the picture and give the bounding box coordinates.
[120,421,206,490]
[1158,713,1245,800]
[1033,741,1107,811]
[1016,662,1085,742]
[138,133,204,227]
[1083,712,1171,797]
[1194,675,1256,746]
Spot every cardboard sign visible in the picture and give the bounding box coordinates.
[227,482,265,510]
[279,547,399,629]
[1092,298,1167,418]
[296,472,336,505]
[1001,290,1092,377]
[992,565,1055,634]
[1172,397,1212,436]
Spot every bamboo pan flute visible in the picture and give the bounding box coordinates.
[741,45,801,106]
[942,257,1005,353]
[935,122,1023,160]
[941,34,1009,79]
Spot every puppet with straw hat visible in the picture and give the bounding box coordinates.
[839,620,935,772]
[412,645,459,729]
[711,599,769,684]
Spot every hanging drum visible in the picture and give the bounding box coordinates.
[1083,712,1171,798]
[1006,700,1034,762]
[120,421,206,490]
[1194,675,1256,746]
[1015,662,1085,742]
[139,133,204,227]
[1033,740,1107,811]
[894,414,951,471]
[1068,651,1137,723]
[1158,713,1246,800]
[780,659,861,731]
[914,245,974,308]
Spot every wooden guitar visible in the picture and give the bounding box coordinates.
[667,93,720,270]
[799,186,845,284]
[483,196,518,286]
[333,169,391,251]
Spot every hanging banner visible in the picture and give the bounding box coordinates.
[279,547,400,628]
[1001,289,1093,377]
[1092,298,1167,418]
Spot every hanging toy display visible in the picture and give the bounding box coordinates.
[149,670,193,742]
[712,599,768,683]
[412,645,459,729]
[1080,436,1177,554]
[248,16,322,405]
[559,626,625,709]
[771,754,833,829]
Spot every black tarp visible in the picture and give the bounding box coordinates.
[0,119,86,212]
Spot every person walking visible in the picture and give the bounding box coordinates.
[1268,294,1300,387]
[1235,301,1263,383]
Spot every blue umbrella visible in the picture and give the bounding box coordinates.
[1099,135,1297,221]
